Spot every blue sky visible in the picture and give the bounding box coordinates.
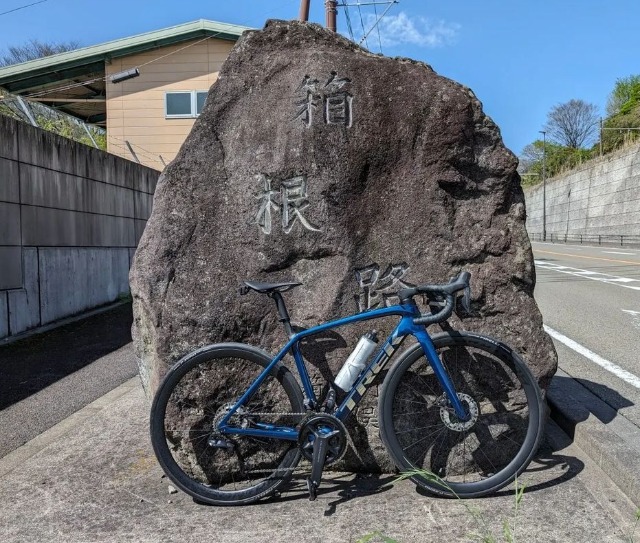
[1,0,639,156]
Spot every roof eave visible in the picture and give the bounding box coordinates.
[0,19,251,88]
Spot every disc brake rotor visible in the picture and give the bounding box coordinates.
[440,393,479,432]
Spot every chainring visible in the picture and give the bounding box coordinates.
[298,414,348,465]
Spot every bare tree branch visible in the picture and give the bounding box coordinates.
[0,39,80,67]
[544,99,599,149]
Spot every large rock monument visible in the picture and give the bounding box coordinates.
[130,20,557,471]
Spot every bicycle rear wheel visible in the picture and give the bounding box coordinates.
[379,331,544,498]
[150,343,304,505]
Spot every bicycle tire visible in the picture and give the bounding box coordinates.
[379,331,544,498]
[150,343,304,505]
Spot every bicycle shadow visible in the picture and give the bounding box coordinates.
[274,472,396,515]
[550,375,634,427]
[411,419,586,500]
[294,326,347,388]
[294,326,385,471]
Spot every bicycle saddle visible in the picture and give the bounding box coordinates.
[240,280,302,295]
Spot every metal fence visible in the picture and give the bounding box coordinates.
[0,88,106,150]
[528,232,640,247]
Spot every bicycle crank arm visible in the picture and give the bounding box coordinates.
[307,429,339,501]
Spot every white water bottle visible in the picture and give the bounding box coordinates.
[334,331,379,391]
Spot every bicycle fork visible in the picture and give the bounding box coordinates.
[404,323,471,423]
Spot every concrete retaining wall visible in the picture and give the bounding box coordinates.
[0,115,159,340]
[523,144,640,237]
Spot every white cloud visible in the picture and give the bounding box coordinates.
[355,11,460,48]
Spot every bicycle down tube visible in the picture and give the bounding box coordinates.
[218,302,470,440]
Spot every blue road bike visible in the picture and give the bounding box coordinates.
[150,271,544,505]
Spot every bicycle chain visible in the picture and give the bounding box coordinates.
[235,412,307,417]
[231,411,358,476]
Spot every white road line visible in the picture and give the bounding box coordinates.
[535,260,640,291]
[603,251,637,255]
[622,309,640,331]
[544,325,640,390]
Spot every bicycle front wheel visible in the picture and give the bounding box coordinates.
[150,343,304,505]
[379,331,544,498]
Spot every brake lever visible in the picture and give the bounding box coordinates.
[454,285,471,316]
[461,284,471,313]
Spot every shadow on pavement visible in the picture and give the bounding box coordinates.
[412,424,585,499]
[0,302,133,410]
[192,472,395,514]
[564,376,634,424]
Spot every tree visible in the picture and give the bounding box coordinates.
[543,99,599,149]
[519,139,590,183]
[606,75,640,117]
[518,141,544,174]
[0,39,80,67]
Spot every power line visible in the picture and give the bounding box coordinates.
[343,4,355,41]
[25,32,225,99]
[356,2,369,49]
[136,35,214,69]
[27,77,104,98]
[0,0,48,17]
[338,1,398,51]
[358,0,397,47]
[373,1,383,53]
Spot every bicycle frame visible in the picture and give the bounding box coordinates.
[218,302,469,440]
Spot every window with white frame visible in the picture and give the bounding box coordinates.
[165,91,208,118]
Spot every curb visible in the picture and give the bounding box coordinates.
[547,368,640,508]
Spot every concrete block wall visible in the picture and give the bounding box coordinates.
[0,115,159,340]
[524,145,640,237]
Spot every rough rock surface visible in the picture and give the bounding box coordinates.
[130,20,557,472]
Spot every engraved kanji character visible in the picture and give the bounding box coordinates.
[355,263,415,312]
[294,75,321,127]
[323,72,353,126]
[254,174,279,235]
[280,176,321,234]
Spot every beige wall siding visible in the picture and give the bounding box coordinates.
[106,38,235,169]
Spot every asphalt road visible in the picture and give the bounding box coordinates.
[532,241,640,429]
[0,303,137,458]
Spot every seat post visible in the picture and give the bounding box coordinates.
[269,292,294,337]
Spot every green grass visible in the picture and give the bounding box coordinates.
[357,470,527,543]
[358,474,640,543]
[355,532,400,543]
[628,509,640,543]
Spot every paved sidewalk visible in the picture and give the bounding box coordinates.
[0,376,637,543]
[1,306,639,542]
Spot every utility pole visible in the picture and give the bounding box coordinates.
[599,117,603,157]
[298,0,338,31]
[325,0,338,31]
[299,0,310,21]
[539,130,547,242]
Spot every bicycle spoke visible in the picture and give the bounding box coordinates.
[383,335,541,496]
